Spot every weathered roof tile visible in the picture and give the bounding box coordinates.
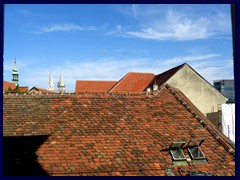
[3,85,235,176]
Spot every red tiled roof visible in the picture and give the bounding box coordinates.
[76,80,117,93]
[165,84,234,151]
[29,87,55,94]
[3,81,16,92]
[18,86,29,92]
[3,85,235,176]
[109,72,155,93]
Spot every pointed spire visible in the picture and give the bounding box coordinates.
[58,71,66,93]
[13,58,18,71]
[47,71,54,91]
[12,58,19,86]
[59,71,64,87]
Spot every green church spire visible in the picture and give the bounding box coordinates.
[12,58,19,86]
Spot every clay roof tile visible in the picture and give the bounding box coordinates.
[3,86,235,176]
[109,72,155,92]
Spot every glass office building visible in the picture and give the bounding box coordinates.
[213,79,235,103]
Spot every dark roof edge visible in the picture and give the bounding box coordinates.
[165,83,235,154]
[145,63,185,90]
[156,63,186,84]
[108,73,129,92]
[29,86,39,91]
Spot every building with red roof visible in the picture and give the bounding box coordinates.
[147,63,228,127]
[3,81,16,92]
[75,80,117,93]
[109,72,155,93]
[3,84,235,176]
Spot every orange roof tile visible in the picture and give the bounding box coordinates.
[18,86,29,92]
[3,81,16,92]
[3,85,234,176]
[109,72,155,92]
[76,80,117,93]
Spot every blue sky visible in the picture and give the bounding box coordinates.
[4,4,234,91]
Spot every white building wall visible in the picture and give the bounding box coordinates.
[221,104,235,143]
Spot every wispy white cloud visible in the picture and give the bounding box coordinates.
[109,5,231,41]
[126,10,211,41]
[33,58,234,90]
[160,53,233,83]
[191,58,234,83]
[39,23,96,33]
[5,58,149,91]
[4,54,233,91]
[106,25,128,37]
[162,54,221,65]
[35,23,108,33]
[131,4,139,19]
[3,58,36,71]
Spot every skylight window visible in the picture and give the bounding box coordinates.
[187,138,206,160]
[169,141,186,161]
[188,146,205,160]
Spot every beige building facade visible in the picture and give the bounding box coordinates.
[152,64,228,126]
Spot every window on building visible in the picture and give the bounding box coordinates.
[169,141,186,161]
[187,138,207,164]
[187,138,205,160]
[187,146,205,160]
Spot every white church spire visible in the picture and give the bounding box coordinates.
[48,71,54,91]
[58,71,66,93]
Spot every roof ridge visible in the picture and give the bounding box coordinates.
[76,80,118,82]
[153,64,185,86]
[30,87,49,90]
[127,72,155,75]
[3,91,148,98]
[165,83,235,154]
[108,72,131,92]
